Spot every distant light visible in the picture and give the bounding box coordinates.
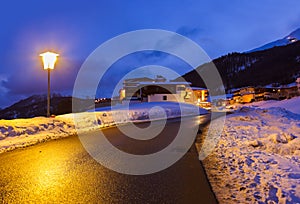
[291,39,297,43]
[40,51,59,69]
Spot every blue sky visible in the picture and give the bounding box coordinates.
[0,0,300,108]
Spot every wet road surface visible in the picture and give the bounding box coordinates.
[0,117,217,203]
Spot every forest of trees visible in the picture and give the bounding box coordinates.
[178,41,300,91]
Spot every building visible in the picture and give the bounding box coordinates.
[120,77,154,101]
[264,83,298,100]
[145,82,190,102]
[232,89,242,103]
[231,87,258,103]
[281,86,298,99]
[184,87,210,108]
[231,82,299,104]
[240,87,255,103]
[120,76,191,103]
[297,78,300,94]
[254,87,266,101]
[119,76,210,107]
[264,87,281,100]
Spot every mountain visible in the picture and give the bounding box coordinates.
[0,94,94,119]
[178,40,300,91]
[248,28,300,52]
[0,94,113,119]
[0,94,72,119]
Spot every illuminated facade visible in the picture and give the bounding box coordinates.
[240,87,255,103]
[119,76,209,107]
[297,78,300,94]
[184,87,209,106]
[119,76,191,102]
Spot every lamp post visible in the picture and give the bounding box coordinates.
[40,51,59,117]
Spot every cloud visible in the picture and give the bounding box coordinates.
[176,26,202,38]
[2,58,81,95]
[0,75,9,93]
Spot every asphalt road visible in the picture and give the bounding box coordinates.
[0,116,217,203]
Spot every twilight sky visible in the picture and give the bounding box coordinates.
[0,0,300,108]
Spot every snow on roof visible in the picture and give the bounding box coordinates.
[190,87,207,91]
[124,77,154,82]
[138,81,191,85]
[228,87,244,93]
[264,82,297,89]
[226,94,233,98]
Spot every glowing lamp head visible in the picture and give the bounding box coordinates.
[40,51,59,69]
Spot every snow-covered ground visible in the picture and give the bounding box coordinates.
[243,96,300,115]
[198,97,300,203]
[0,102,204,153]
[1,96,300,203]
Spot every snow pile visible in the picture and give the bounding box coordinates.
[0,102,205,153]
[198,107,300,203]
[0,117,76,153]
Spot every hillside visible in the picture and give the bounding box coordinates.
[0,95,95,119]
[0,95,71,119]
[178,41,300,90]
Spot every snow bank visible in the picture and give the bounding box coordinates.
[0,117,76,153]
[197,107,300,203]
[64,102,204,132]
[96,101,205,123]
[0,102,206,153]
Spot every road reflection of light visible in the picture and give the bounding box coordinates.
[37,166,62,189]
[28,153,69,196]
[197,115,210,125]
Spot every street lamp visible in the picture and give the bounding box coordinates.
[40,51,59,117]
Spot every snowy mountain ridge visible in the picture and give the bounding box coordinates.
[248,28,300,53]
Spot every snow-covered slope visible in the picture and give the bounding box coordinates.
[198,107,300,203]
[249,28,300,53]
[244,96,300,115]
